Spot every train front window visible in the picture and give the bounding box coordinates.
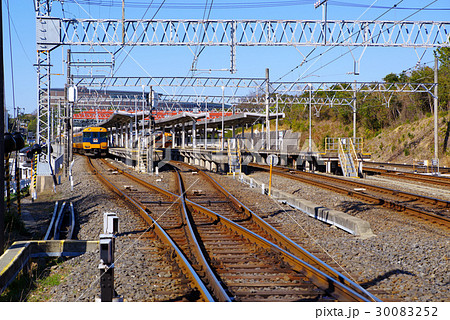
[83,132,91,141]
[100,132,107,139]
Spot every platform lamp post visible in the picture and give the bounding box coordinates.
[148,86,154,174]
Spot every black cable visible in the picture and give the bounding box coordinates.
[62,0,450,11]
[299,0,439,82]
[191,0,215,71]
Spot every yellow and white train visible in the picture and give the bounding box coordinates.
[73,127,108,157]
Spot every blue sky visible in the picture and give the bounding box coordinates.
[3,0,450,115]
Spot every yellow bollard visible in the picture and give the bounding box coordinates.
[268,162,273,196]
[32,153,38,200]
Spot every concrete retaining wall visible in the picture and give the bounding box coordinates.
[0,240,99,294]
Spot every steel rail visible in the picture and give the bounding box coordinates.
[248,163,448,207]
[99,158,378,301]
[169,161,380,302]
[364,161,450,174]
[67,202,76,240]
[174,168,233,302]
[53,202,67,240]
[248,163,450,227]
[44,202,60,240]
[184,199,371,302]
[86,158,215,302]
[363,166,450,188]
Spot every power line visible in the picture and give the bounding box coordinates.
[299,1,439,82]
[61,0,450,11]
[276,0,406,82]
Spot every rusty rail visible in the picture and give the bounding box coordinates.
[169,161,380,302]
[363,166,450,188]
[97,158,379,301]
[174,168,232,301]
[248,163,450,228]
[86,157,215,302]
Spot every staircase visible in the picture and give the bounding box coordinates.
[138,151,147,172]
[338,138,360,178]
[227,138,241,174]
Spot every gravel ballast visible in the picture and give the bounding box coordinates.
[15,156,449,302]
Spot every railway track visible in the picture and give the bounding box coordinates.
[87,157,380,302]
[364,161,450,174]
[363,166,450,188]
[87,158,214,301]
[248,163,450,229]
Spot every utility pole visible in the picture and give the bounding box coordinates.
[314,0,328,44]
[122,0,125,44]
[221,86,224,151]
[265,68,270,150]
[353,80,357,142]
[64,49,71,176]
[308,83,312,152]
[1,0,6,254]
[434,52,439,171]
[148,86,153,174]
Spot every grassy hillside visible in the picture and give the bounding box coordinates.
[363,112,450,166]
[279,111,450,167]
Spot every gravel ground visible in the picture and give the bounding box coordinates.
[220,170,449,302]
[20,156,193,302]
[16,156,449,302]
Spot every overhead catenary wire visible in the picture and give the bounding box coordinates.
[62,0,450,11]
[299,0,439,82]
[276,0,407,83]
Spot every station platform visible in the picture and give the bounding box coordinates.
[109,145,371,174]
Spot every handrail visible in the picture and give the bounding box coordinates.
[338,139,349,177]
[349,138,360,177]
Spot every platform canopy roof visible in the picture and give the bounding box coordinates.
[99,110,148,128]
[154,112,207,129]
[196,112,285,130]
[99,111,284,133]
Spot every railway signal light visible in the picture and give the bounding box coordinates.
[12,132,25,150]
[4,133,16,154]
[27,144,42,159]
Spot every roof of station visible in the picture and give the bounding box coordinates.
[99,110,148,128]
[98,111,285,131]
[154,112,207,128]
[155,112,284,131]
[196,112,285,129]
